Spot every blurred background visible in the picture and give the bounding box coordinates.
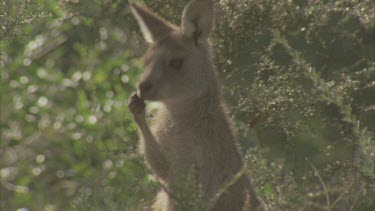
[1,0,374,210]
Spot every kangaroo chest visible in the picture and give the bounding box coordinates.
[150,106,238,173]
[151,116,210,168]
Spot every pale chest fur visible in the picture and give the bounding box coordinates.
[150,104,242,183]
[151,112,203,169]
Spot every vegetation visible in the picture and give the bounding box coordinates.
[1,0,374,210]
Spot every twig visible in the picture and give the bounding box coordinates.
[154,180,189,211]
[329,179,355,209]
[306,158,330,210]
[206,165,247,210]
[350,185,363,211]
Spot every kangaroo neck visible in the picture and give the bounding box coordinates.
[161,93,224,123]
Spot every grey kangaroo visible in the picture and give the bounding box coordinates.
[128,0,262,210]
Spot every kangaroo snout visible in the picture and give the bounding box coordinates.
[137,81,152,99]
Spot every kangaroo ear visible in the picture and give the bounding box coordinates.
[181,0,214,45]
[131,3,176,43]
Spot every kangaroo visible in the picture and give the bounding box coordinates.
[128,1,262,210]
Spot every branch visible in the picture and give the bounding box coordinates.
[329,179,355,210]
[350,185,364,211]
[306,158,330,210]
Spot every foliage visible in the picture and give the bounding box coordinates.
[1,0,374,210]
[213,0,375,210]
[1,0,156,210]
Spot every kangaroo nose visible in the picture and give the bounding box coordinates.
[138,82,152,97]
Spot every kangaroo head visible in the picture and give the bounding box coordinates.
[131,0,215,103]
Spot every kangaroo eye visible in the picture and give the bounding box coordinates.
[169,58,184,69]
